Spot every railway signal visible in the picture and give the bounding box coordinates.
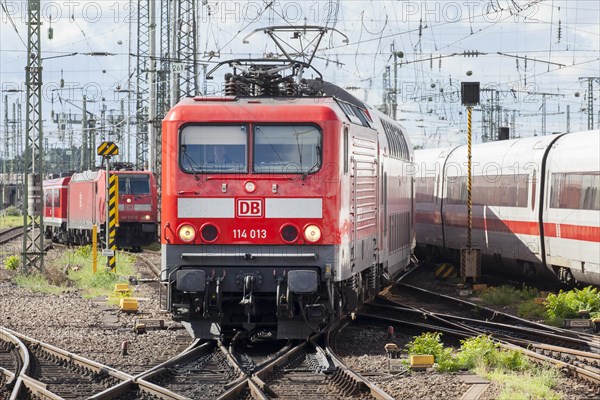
[461,82,481,282]
[98,141,119,272]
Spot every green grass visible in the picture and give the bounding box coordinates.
[0,215,23,229]
[12,246,138,300]
[479,367,562,400]
[480,285,539,307]
[404,334,531,373]
[405,331,458,372]
[545,286,600,321]
[13,273,66,295]
[405,332,563,399]
[517,299,547,320]
[3,255,19,270]
[64,247,137,298]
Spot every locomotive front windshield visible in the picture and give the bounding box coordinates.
[118,174,151,195]
[179,124,321,175]
[253,125,321,174]
[180,125,248,173]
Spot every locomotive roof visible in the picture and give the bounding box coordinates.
[70,169,152,183]
[171,80,369,110]
[304,79,368,109]
[42,175,71,187]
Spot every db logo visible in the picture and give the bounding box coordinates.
[236,199,263,217]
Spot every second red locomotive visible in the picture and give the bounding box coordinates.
[43,169,158,250]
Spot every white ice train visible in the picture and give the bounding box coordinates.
[415,130,599,286]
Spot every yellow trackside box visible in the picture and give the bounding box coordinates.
[472,284,488,292]
[120,298,139,312]
[114,283,130,293]
[410,355,434,369]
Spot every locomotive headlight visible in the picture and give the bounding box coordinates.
[303,224,322,243]
[178,224,196,242]
[144,214,151,220]
[126,198,132,203]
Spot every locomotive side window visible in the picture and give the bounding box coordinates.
[253,125,321,174]
[180,125,248,173]
[550,172,599,210]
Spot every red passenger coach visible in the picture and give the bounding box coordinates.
[161,60,415,339]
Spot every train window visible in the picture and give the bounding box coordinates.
[531,173,537,211]
[336,100,371,128]
[380,119,409,161]
[52,189,60,207]
[415,177,435,203]
[44,191,52,207]
[343,127,349,174]
[446,176,467,205]
[471,174,529,208]
[130,176,150,194]
[118,175,151,195]
[581,174,599,210]
[179,125,248,173]
[253,125,321,174]
[551,172,600,210]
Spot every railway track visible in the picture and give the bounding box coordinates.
[138,340,244,399]
[1,327,133,400]
[394,282,600,347]
[361,283,600,393]
[0,329,28,400]
[1,327,201,400]
[217,326,395,400]
[0,227,23,245]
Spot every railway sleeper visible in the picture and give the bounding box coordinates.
[328,368,369,396]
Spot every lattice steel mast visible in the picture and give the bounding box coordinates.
[579,77,599,130]
[149,0,174,199]
[173,0,199,100]
[136,0,150,170]
[22,0,44,272]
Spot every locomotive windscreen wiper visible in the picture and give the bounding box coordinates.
[180,145,201,180]
[301,145,321,180]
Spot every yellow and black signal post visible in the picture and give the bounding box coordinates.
[460,82,481,281]
[97,141,119,273]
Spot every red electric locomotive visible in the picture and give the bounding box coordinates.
[43,170,158,250]
[161,55,415,339]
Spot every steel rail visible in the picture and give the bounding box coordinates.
[4,327,133,399]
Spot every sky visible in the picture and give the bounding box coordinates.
[1,0,599,161]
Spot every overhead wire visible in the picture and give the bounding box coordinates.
[1,0,27,49]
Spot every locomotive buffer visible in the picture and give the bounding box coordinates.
[97,141,119,272]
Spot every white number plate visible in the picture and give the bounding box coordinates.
[232,229,267,239]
